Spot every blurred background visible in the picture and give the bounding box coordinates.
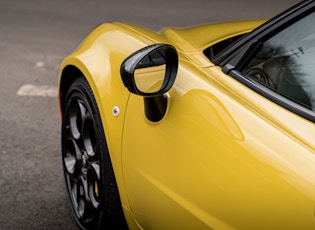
[0,0,300,229]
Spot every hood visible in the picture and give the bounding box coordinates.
[161,19,266,53]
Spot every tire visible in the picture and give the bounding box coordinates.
[61,77,128,230]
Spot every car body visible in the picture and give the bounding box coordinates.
[58,0,315,229]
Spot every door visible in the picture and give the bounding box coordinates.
[121,57,315,229]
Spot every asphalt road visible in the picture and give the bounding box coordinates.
[0,0,301,229]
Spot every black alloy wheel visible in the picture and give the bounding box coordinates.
[61,77,127,230]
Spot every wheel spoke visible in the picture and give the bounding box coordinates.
[82,112,97,158]
[87,162,101,209]
[77,176,88,218]
[68,99,87,140]
[69,179,79,214]
[63,138,82,176]
[68,176,87,219]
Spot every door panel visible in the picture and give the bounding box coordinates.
[122,64,315,229]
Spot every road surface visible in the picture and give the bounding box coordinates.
[0,0,300,229]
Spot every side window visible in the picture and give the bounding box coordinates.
[243,12,315,111]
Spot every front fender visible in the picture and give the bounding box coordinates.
[58,22,165,227]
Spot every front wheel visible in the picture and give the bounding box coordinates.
[61,77,127,230]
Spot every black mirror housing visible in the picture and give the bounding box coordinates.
[120,44,178,96]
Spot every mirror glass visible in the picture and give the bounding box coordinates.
[134,48,166,93]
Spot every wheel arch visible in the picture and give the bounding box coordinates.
[58,55,135,220]
[58,34,141,230]
[58,52,125,173]
[59,64,83,115]
[58,23,167,229]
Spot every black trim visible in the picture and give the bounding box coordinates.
[143,95,168,122]
[120,43,178,97]
[213,0,315,66]
[229,70,315,122]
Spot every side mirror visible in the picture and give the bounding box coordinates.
[120,43,178,96]
[120,44,178,121]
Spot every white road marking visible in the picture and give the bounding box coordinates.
[36,61,45,67]
[17,84,58,97]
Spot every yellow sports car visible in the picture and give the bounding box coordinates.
[58,0,315,229]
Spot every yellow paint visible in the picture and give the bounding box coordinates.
[59,20,315,230]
